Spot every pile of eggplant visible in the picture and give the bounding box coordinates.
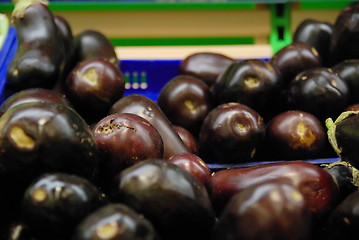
[3,0,359,239]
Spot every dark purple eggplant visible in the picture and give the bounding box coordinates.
[109,94,189,159]
[269,42,321,85]
[173,125,199,154]
[6,0,65,91]
[21,173,107,240]
[326,111,359,170]
[110,159,215,240]
[179,52,234,86]
[210,58,283,120]
[332,59,359,104]
[73,203,160,240]
[286,67,349,121]
[330,1,359,65]
[157,75,212,136]
[211,181,312,240]
[0,101,100,217]
[93,112,164,191]
[198,102,265,163]
[72,29,118,69]
[320,189,359,240]
[65,58,125,124]
[262,110,326,160]
[211,161,340,219]
[293,19,333,67]
[2,222,35,240]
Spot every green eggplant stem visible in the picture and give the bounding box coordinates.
[12,0,49,19]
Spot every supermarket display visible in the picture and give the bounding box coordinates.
[2,0,359,239]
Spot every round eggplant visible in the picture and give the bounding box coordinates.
[198,102,265,163]
[109,94,189,159]
[72,29,118,68]
[179,52,234,86]
[73,203,159,240]
[157,75,212,135]
[21,173,107,240]
[293,18,333,67]
[286,67,349,121]
[210,59,283,120]
[263,110,326,160]
[211,181,311,240]
[110,159,215,240]
[65,58,125,124]
[269,42,321,85]
[6,0,65,91]
[92,112,164,191]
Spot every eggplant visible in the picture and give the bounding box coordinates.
[72,29,118,69]
[6,0,65,91]
[211,161,340,219]
[211,181,312,240]
[73,203,160,240]
[320,189,359,240]
[109,94,189,159]
[326,110,359,169]
[179,52,234,86]
[21,173,107,240]
[110,159,215,240]
[198,102,265,163]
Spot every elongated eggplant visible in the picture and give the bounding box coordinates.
[109,94,189,159]
[6,0,65,91]
[211,161,340,219]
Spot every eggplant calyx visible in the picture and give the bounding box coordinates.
[324,159,359,188]
[325,111,359,158]
[12,0,49,19]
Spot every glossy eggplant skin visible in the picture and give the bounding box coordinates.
[211,161,340,219]
[21,173,107,240]
[65,58,125,124]
[93,113,164,191]
[286,67,349,121]
[211,182,311,240]
[109,94,189,159]
[157,75,212,135]
[0,102,100,217]
[262,110,326,160]
[269,42,321,85]
[198,102,265,163]
[293,19,333,67]
[210,59,283,120]
[330,1,359,65]
[320,189,359,240]
[179,52,234,86]
[73,203,160,240]
[110,159,215,240]
[332,59,359,105]
[6,0,65,91]
[72,29,118,68]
